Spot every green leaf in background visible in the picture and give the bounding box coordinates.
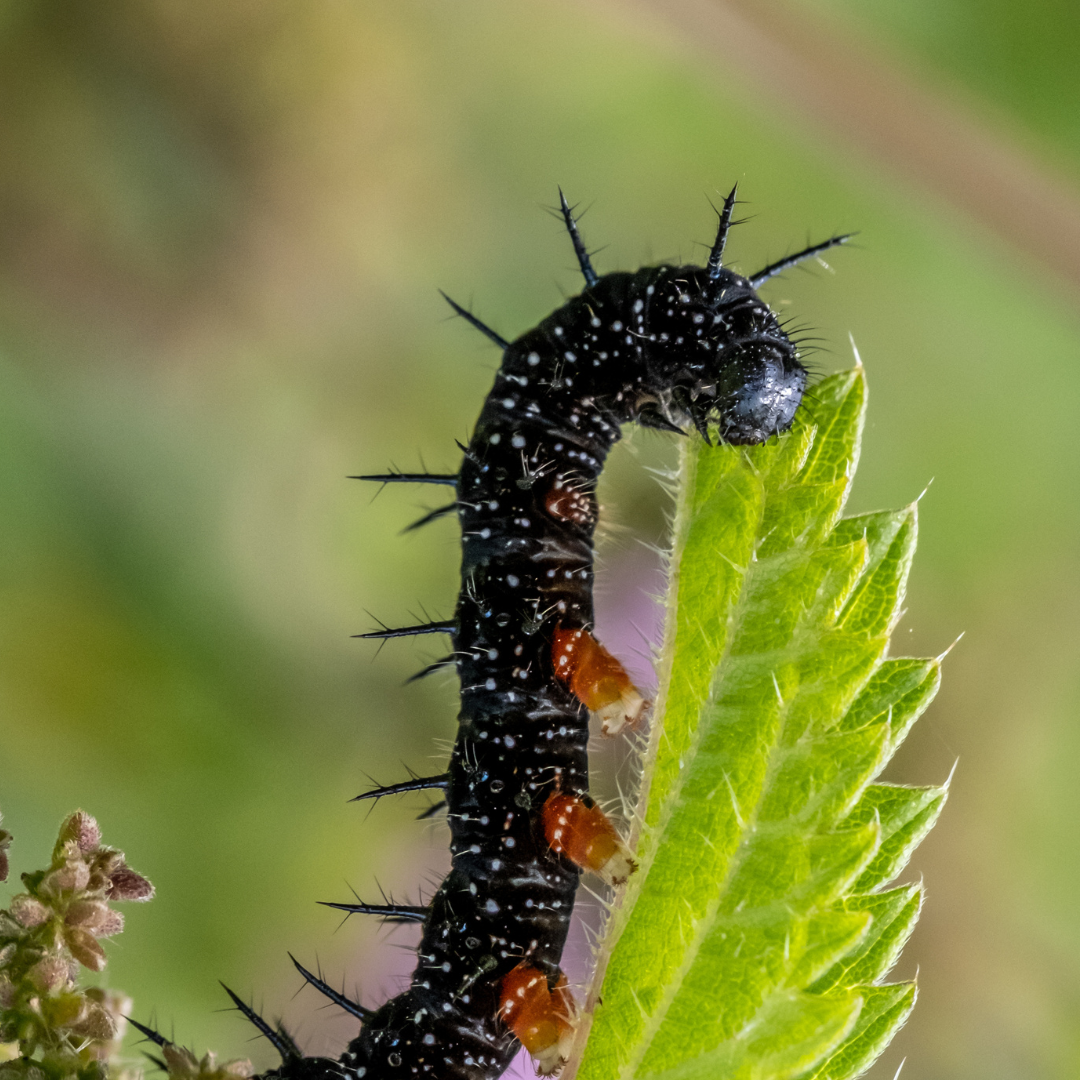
[571,368,943,1080]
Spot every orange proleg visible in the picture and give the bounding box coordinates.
[550,625,647,735]
[542,791,636,886]
[499,962,577,1075]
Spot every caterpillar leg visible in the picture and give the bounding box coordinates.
[499,962,577,1075]
[551,626,648,736]
[542,791,637,886]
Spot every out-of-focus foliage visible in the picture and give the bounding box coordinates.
[800,0,1080,172]
[0,2,1078,1078]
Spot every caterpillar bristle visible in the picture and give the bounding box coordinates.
[439,291,510,350]
[404,655,456,684]
[351,773,448,802]
[416,799,447,820]
[635,403,687,436]
[126,1016,170,1047]
[750,233,855,286]
[706,184,739,280]
[275,1024,302,1062]
[317,900,429,924]
[350,471,458,487]
[556,188,599,289]
[288,954,373,1022]
[353,620,456,641]
[219,983,299,1061]
[402,502,458,533]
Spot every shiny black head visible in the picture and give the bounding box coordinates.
[636,265,807,446]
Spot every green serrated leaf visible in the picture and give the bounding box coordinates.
[810,885,922,992]
[799,369,865,489]
[806,983,917,1080]
[570,369,942,1080]
[849,783,947,893]
[787,909,873,990]
[831,508,916,637]
[839,656,941,750]
[643,989,864,1080]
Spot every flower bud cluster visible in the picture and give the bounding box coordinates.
[156,1045,252,1080]
[0,811,153,1080]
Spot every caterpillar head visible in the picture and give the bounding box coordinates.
[641,266,806,446]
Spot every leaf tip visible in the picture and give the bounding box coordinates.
[848,332,864,370]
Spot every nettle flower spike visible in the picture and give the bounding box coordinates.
[8,812,155,975]
[0,810,155,1079]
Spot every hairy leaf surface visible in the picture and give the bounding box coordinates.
[570,368,942,1080]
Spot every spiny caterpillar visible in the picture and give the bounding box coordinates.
[134,189,849,1080]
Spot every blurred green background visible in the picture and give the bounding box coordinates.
[1,1,1079,1077]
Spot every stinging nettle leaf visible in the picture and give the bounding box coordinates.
[810,885,922,993]
[805,982,917,1080]
[568,368,945,1080]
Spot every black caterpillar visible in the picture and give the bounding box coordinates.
[134,190,848,1080]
